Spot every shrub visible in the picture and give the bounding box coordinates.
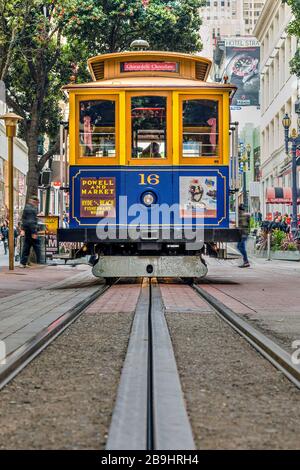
[271,229,286,251]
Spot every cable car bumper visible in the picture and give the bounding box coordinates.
[57,228,242,243]
[92,255,208,278]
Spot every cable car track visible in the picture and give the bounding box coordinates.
[106,277,195,450]
[192,283,300,390]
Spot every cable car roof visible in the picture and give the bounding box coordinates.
[63,76,236,95]
[87,51,212,82]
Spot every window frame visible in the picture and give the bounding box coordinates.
[75,94,119,165]
[179,94,223,166]
[126,91,172,166]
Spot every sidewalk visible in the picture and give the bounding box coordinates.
[0,260,90,298]
[0,264,103,360]
[202,255,300,353]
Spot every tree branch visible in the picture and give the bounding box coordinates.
[37,136,60,172]
[5,93,27,119]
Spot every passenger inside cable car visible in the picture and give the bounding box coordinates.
[79,99,116,157]
[131,96,166,159]
[141,142,161,158]
[182,99,218,157]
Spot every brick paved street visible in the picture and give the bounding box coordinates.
[199,256,300,352]
[85,284,141,314]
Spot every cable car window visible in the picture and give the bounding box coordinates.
[131,96,167,159]
[79,100,116,158]
[182,99,219,158]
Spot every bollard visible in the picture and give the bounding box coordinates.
[267,232,271,261]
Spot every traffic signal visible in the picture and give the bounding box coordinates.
[39,168,52,188]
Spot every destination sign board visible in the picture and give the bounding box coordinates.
[80,177,116,218]
[121,61,178,73]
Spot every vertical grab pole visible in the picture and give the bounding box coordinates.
[59,123,64,228]
[235,122,239,228]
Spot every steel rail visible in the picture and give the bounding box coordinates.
[193,284,300,390]
[107,278,195,450]
[147,279,154,450]
[0,283,110,391]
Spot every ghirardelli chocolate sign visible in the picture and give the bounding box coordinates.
[121,61,179,73]
[80,177,116,218]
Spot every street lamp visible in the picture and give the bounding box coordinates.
[241,144,251,210]
[0,112,23,270]
[295,98,300,133]
[282,113,299,237]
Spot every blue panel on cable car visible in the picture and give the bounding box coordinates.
[69,166,229,229]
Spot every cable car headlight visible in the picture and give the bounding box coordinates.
[141,191,156,207]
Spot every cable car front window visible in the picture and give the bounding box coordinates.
[182,99,219,158]
[131,96,167,159]
[79,100,116,158]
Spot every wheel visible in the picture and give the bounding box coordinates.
[105,277,118,286]
[182,277,194,285]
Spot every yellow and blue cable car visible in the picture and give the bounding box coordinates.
[58,42,240,279]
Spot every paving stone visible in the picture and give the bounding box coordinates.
[159,284,213,313]
[85,285,141,314]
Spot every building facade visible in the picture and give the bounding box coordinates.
[254,0,300,217]
[200,1,266,59]
[243,1,266,35]
[0,99,28,223]
[200,0,245,59]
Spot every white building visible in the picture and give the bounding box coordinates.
[200,1,266,59]
[0,99,28,222]
[243,1,266,35]
[200,0,245,59]
[254,0,300,217]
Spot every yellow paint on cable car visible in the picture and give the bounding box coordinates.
[65,51,236,168]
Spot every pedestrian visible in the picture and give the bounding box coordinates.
[237,203,250,268]
[63,212,69,229]
[257,211,262,224]
[14,223,21,261]
[19,195,41,268]
[1,221,9,255]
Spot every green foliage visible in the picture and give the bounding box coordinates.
[250,216,259,230]
[0,0,33,80]
[61,0,203,55]
[271,229,287,251]
[280,237,299,251]
[283,0,300,77]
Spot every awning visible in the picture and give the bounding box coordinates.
[266,187,300,204]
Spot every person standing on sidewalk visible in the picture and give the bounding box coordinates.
[19,196,41,268]
[237,204,250,268]
[1,221,9,255]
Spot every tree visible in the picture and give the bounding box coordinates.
[284,0,300,76]
[2,0,204,200]
[63,0,204,55]
[0,0,32,80]
[3,1,86,199]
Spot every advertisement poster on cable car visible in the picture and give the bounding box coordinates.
[179,176,217,218]
[79,177,116,218]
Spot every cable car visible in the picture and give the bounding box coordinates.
[58,41,240,279]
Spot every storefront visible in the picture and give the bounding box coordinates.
[0,101,28,223]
